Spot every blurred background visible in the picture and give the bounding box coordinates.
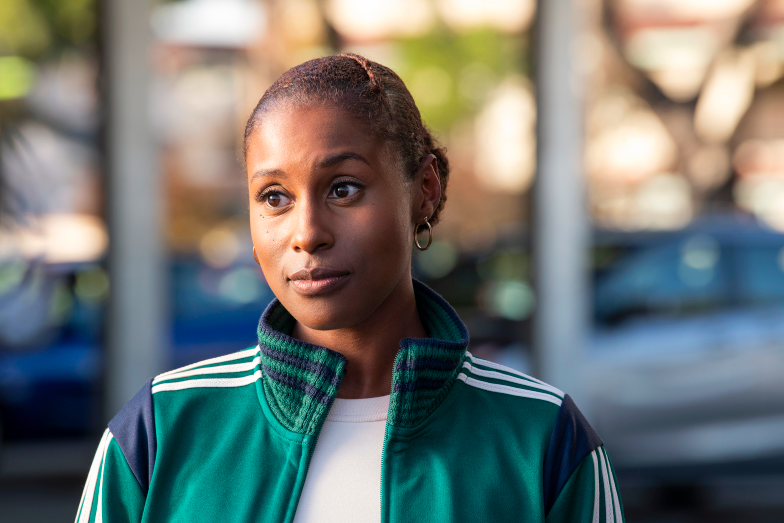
[2,0,784,520]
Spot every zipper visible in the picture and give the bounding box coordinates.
[379,418,391,523]
[302,396,335,478]
[300,359,347,493]
[291,394,338,523]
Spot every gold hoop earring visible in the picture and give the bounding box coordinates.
[253,246,260,265]
[414,218,433,251]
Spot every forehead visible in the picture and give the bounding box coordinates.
[245,103,382,168]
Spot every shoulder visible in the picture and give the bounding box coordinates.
[457,351,565,409]
[542,393,603,513]
[453,351,565,441]
[107,346,261,493]
[108,378,155,494]
[149,346,261,395]
[456,352,603,512]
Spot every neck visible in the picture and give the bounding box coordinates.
[291,277,427,399]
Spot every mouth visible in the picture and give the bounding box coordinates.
[287,267,351,296]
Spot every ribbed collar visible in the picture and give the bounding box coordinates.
[256,280,470,435]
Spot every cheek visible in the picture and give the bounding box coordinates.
[348,198,412,273]
[250,215,288,278]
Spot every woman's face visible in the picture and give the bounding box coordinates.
[246,103,424,331]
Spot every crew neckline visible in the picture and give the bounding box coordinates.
[326,395,390,423]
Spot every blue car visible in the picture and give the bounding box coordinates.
[0,257,272,441]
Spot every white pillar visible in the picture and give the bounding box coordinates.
[103,0,165,418]
[532,0,589,401]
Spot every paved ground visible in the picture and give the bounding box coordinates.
[1,478,84,522]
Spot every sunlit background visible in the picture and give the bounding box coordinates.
[2,0,784,520]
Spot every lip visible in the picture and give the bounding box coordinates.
[288,267,351,296]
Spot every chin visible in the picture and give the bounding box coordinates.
[282,274,400,332]
[287,297,370,331]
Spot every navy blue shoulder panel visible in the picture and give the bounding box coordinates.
[542,394,603,514]
[108,378,156,495]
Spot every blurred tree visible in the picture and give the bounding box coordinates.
[0,0,95,58]
[0,110,19,224]
[0,0,51,57]
[396,27,529,133]
[0,0,97,225]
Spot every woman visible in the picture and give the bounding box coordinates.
[76,54,623,523]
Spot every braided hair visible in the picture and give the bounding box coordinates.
[243,53,450,225]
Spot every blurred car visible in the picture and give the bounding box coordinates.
[586,215,784,470]
[422,214,784,471]
[169,259,273,368]
[0,259,104,440]
[0,257,270,442]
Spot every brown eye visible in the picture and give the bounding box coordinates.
[261,191,291,208]
[335,185,349,198]
[267,194,282,206]
[329,183,359,199]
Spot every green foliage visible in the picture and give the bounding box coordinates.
[0,0,95,58]
[0,56,37,100]
[477,248,530,282]
[37,0,96,46]
[0,0,51,57]
[395,27,530,133]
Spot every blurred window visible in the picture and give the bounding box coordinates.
[735,246,784,304]
[595,235,731,325]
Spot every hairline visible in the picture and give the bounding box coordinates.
[244,97,411,179]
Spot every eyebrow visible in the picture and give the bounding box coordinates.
[316,152,370,169]
[251,168,285,181]
[250,152,370,181]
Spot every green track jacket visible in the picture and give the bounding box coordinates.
[77,281,624,522]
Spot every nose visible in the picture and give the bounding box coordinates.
[289,198,334,254]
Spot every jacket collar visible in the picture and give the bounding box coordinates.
[256,280,469,435]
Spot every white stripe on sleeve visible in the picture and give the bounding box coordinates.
[154,346,259,381]
[602,447,623,523]
[153,356,260,384]
[460,361,564,398]
[456,373,563,406]
[95,432,114,523]
[465,352,562,390]
[152,370,262,394]
[598,447,614,523]
[76,429,110,523]
[591,450,600,523]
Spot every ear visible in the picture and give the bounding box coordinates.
[413,154,441,224]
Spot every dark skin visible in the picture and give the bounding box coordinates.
[246,103,441,399]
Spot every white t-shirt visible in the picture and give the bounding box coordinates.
[292,394,390,523]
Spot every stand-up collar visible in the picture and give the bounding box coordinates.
[256,280,470,435]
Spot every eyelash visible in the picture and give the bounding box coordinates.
[329,178,365,198]
[255,186,280,203]
[254,179,365,204]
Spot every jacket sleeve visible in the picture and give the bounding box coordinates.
[76,378,156,522]
[74,429,146,523]
[542,394,624,522]
[545,446,625,523]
